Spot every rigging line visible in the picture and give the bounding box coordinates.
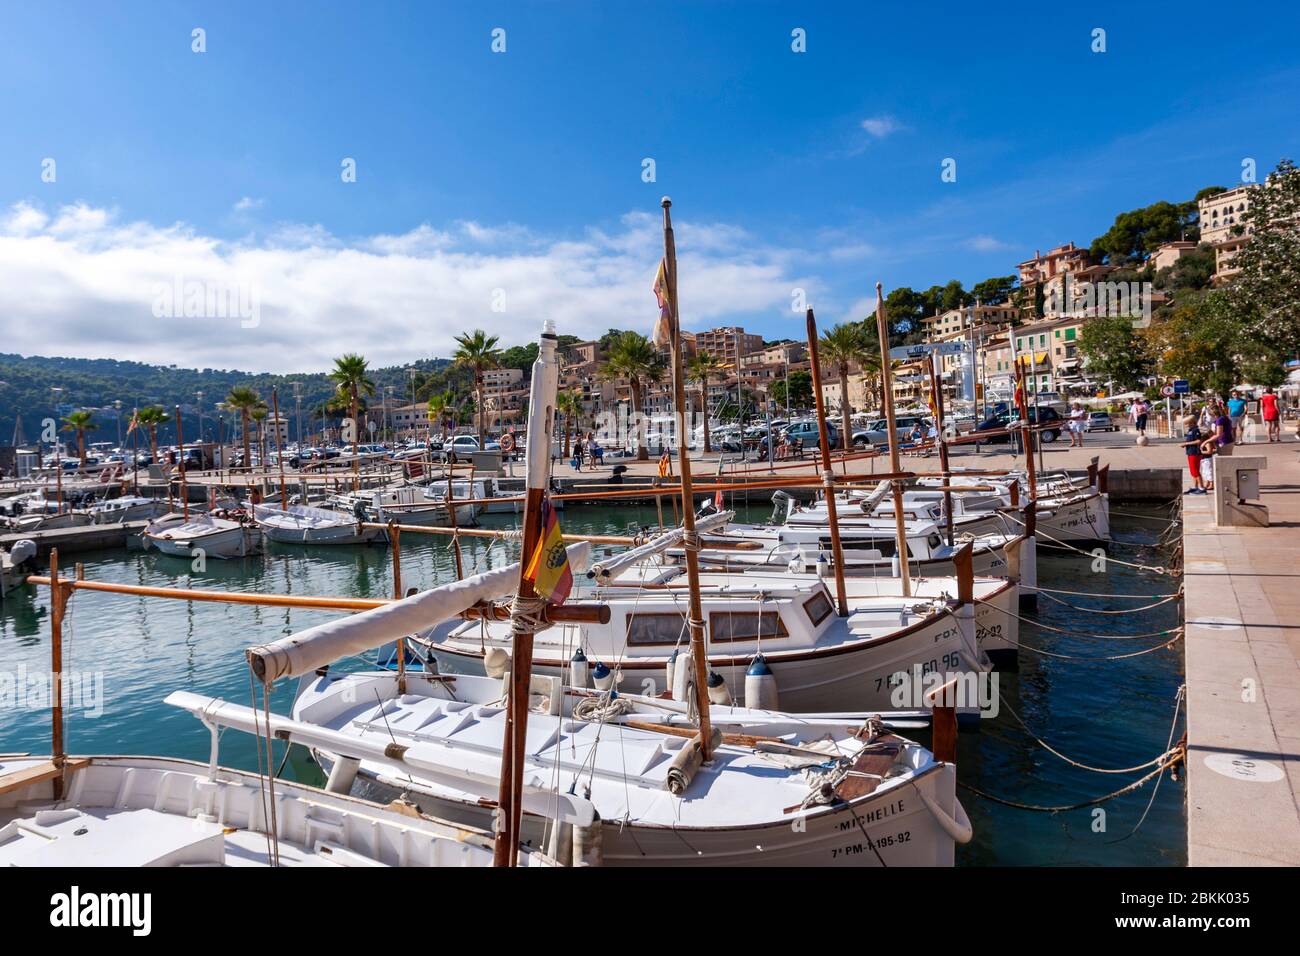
[998,690,1183,774]
[261,678,282,867]
[247,667,276,867]
[958,759,1177,813]
[999,603,1183,640]
[1105,686,1187,844]
[989,629,1184,661]
[1034,587,1182,615]
[1020,584,1178,600]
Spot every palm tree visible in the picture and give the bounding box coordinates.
[427,391,453,440]
[329,354,375,486]
[452,331,502,448]
[819,323,872,450]
[250,402,270,466]
[134,405,170,464]
[224,386,262,469]
[687,351,724,454]
[601,331,664,460]
[60,410,97,470]
[556,391,583,458]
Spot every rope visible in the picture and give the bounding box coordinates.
[1035,586,1182,615]
[999,688,1184,774]
[508,593,549,635]
[1021,584,1178,600]
[982,621,1184,660]
[993,600,1183,641]
[958,759,1178,812]
[1001,511,1176,575]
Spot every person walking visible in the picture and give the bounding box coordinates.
[1129,397,1149,440]
[1260,387,1281,443]
[1068,402,1086,447]
[1180,415,1207,494]
[1227,390,1248,443]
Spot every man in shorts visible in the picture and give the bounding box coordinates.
[1227,391,1248,443]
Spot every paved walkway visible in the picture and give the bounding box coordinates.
[1181,438,1300,865]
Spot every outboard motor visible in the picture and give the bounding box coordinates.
[696,498,719,518]
[769,490,796,525]
[9,539,37,572]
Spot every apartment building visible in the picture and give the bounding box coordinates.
[1199,185,1257,283]
[920,303,1020,340]
[694,326,763,366]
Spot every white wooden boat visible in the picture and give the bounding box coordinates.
[423,572,1014,711]
[254,503,386,545]
[80,495,169,524]
[331,486,464,526]
[1,539,37,598]
[292,668,970,866]
[0,694,559,867]
[143,512,262,558]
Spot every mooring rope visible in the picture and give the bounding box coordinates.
[1001,602,1183,641]
[1033,586,1183,616]
[1021,584,1178,600]
[958,759,1178,812]
[1001,511,1177,575]
[991,627,1183,659]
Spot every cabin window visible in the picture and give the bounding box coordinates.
[708,610,788,643]
[836,535,904,558]
[625,611,688,646]
[803,590,834,627]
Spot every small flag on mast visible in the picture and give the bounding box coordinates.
[652,257,673,348]
[523,498,573,606]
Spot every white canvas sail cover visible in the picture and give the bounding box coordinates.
[248,541,591,681]
[587,509,732,582]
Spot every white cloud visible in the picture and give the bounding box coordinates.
[859,115,903,139]
[964,234,1010,252]
[233,196,264,212]
[0,201,813,373]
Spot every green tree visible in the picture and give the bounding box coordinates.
[687,351,725,453]
[556,390,582,457]
[452,330,502,448]
[1091,200,1199,264]
[601,331,663,460]
[224,385,262,469]
[1224,158,1300,355]
[769,369,813,410]
[819,323,872,450]
[134,406,170,463]
[60,409,97,470]
[970,275,1018,305]
[1077,315,1154,393]
[250,401,270,465]
[329,354,375,484]
[427,391,454,440]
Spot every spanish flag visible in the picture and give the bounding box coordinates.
[524,498,573,606]
[652,258,673,348]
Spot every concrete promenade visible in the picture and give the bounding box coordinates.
[1181,438,1300,865]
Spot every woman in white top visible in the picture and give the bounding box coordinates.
[1068,402,1086,447]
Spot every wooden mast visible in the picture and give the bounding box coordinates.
[804,308,850,617]
[492,321,561,867]
[926,354,955,547]
[49,549,67,798]
[661,196,714,761]
[175,406,189,519]
[873,283,912,596]
[1013,361,1038,501]
[272,387,288,506]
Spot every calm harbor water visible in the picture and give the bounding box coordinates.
[0,502,1186,865]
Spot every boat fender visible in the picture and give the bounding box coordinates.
[789,553,807,575]
[570,647,590,689]
[572,809,603,867]
[744,655,779,711]
[484,646,511,679]
[671,651,696,711]
[665,648,678,696]
[592,660,614,691]
[324,755,362,795]
[816,552,829,579]
[915,783,974,845]
[706,669,730,706]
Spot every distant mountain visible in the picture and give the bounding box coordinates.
[0,353,451,447]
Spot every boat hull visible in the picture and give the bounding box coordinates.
[146,524,261,559]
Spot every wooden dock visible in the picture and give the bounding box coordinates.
[0,520,151,556]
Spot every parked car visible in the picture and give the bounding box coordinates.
[852,415,932,449]
[974,406,1062,444]
[443,435,501,462]
[784,419,840,450]
[1084,411,1118,432]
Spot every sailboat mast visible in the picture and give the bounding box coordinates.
[492,320,561,867]
[175,406,189,519]
[272,387,288,506]
[661,197,714,761]
[804,309,850,617]
[873,283,913,597]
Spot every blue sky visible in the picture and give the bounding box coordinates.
[2,1,1298,371]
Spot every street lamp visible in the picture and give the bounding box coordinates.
[114,399,123,449]
[195,391,204,445]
